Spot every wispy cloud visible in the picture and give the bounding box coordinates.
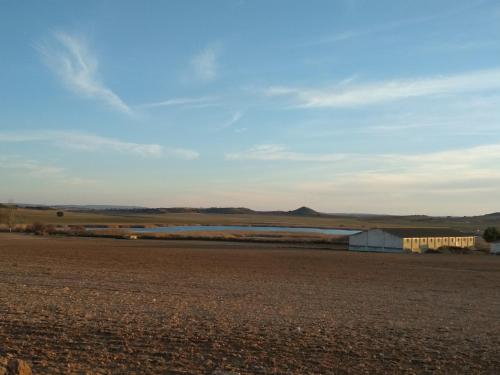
[0,131,199,160]
[266,68,500,108]
[300,14,437,47]
[0,155,96,185]
[227,143,500,166]
[226,144,349,162]
[430,40,499,52]
[296,169,500,197]
[0,156,65,176]
[190,44,220,82]
[37,31,131,114]
[138,96,218,109]
[300,1,491,47]
[403,143,500,165]
[220,111,243,129]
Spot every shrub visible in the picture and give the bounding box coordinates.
[27,222,47,235]
[44,224,57,235]
[437,246,471,254]
[57,211,64,217]
[68,225,87,236]
[483,227,500,242]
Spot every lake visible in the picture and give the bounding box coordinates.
[115,225,360,236]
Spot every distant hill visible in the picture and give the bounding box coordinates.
[475,212,500,222]
[202,207,256,215]
[57,205,326,217]
[56,204,147,210]
[288,206,322,216]
[156,207,257,214]
[161,206,322,216]
[482,212,500,217]
[74,206,259,215]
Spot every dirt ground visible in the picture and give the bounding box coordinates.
[0,234,499,374]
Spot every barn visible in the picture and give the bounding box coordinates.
[348,228,475,253]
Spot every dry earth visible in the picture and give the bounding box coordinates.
[0,233,499,374]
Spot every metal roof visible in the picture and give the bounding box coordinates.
[377,228,471,238]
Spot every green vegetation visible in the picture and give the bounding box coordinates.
[483,227,500,242]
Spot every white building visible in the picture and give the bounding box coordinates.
[349,228,475,253]
[491,242,500,255]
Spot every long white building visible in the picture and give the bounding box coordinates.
[491,242,500,255]
[349,228,475,253]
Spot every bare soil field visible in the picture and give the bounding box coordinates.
[0,234,499,374]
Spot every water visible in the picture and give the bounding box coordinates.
[114,225,359,236]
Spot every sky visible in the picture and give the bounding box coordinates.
[1,0,500,215]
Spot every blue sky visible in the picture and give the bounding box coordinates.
[1,0,500,215]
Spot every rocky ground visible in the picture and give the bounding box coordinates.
[0,233,499,374]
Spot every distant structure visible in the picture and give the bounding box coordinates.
[349,228,475,253]
[490,242,500,255]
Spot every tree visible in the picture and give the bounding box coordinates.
[0,204,17,232]
[483,227,500,243]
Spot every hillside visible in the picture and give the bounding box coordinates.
[288,206,322,216]
[62,206,320,216]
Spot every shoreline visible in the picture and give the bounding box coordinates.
[81,223,362,231]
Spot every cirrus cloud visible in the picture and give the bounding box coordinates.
[190,44,220,82]
[36,31,131,114]
[0,130,199,160]
[266,68,500,108]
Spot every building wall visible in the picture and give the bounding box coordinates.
[411,238,420,252]
[349,230,403,252]
[349,231,368,248]
[383,231,404,250]
[351,231,475,253]
[403,236,475,253]
[435,237,443,248]
[467,237,475,247]
[491,243,500,255]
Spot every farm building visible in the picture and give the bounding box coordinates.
[349,228,475,253]
[491,242,500,255]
